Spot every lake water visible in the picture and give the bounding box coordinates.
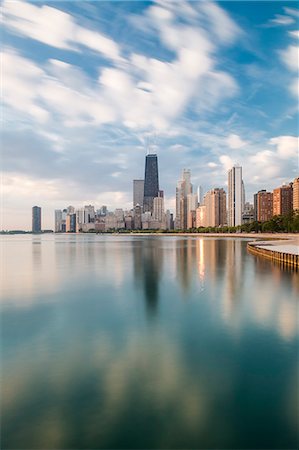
[1,234,298,449]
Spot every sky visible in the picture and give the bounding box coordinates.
[1,0,299,230]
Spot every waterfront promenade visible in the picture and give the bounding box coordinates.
[247,236,299,268]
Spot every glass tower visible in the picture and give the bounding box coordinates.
[143,154,159,213]
[32,206,41,233]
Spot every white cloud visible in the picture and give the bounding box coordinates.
[288,30,299,39]
[2,50,49,123]
[284,7,299,19]
[280,45,299,72]
[269,136,299,159]
[226,134,247,150]
[270,14,295,26]
[2,0,240,131]
[2,0,122,62]
[219,155,234,171]
[197,1,241,43]
[290,78,299,97]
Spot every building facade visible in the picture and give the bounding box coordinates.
[203,188,226,227]
[228,165,243,227]
[32,206,41,233]
[293,177,299,211]
[255,190,273,222]
[143,154,159,213]
[273,183,293,216]
[175,169,193,229]
[196,205,207,228]
[133,179,144,208]
[54,209,62,232]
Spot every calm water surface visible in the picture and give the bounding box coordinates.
[1,235,298,449]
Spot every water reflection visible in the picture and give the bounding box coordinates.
[132,238,162,317]
[1,235,298,449]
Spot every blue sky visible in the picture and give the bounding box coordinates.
[2,0,298,229]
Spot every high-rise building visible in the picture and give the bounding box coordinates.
[187,193,198,229]
[203,188,226,227]
[293,177,299,211]
[66,213,76,232]
[32,206,41,233]
[176,169,193,229]
[54,209,62,232]
[254,190,273,222]
[166,210,174,230]
[153,196,164,222]
[143,154,159,213]
[196,205,207,227]
[61,209,67,232]
[273,183,293,216]
[228,165,243,227]
[197,185,203,205]
[84,205,95,223]
[133,204,142,230]
[133,180,144,208]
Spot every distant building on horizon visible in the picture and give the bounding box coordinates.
[228,165,244,227]
[143,154,159,214]
[32,206,41,233]
[133,179,144,208]
[55,209,63,232]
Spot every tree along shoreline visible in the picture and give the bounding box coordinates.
[92,211,299,234]
[2,211,298,235]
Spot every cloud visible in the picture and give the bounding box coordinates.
[219,155,234,171]
[284,7,299,19]
[279,45,299,72]
[288,30,299,38]
[269,136,299,159]
[2,50,49,123]
[197,1,242,43]
[270,14,295,26]
[2,0,240,131]
[2,0,123,62]
[226,134,247,150]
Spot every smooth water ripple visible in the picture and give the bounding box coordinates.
[1,234,298,449]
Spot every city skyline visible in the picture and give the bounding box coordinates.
[2,158,298,231]
[39,161,297,232]
[2,0,298,230]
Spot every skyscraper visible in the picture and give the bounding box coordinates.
[187,193,198,229]
[228,165,243,227]
[175,169,193,229]
[133,179,144,208]
[143,154,159,213]
[54,209,62,232]
[32,206,41,233]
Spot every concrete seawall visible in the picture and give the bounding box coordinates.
[247,240,299,269]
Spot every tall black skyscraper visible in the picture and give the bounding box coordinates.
[143,154,159,213]
[32,206,41,233]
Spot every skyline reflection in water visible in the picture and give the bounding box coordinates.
[1,234,298,449]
